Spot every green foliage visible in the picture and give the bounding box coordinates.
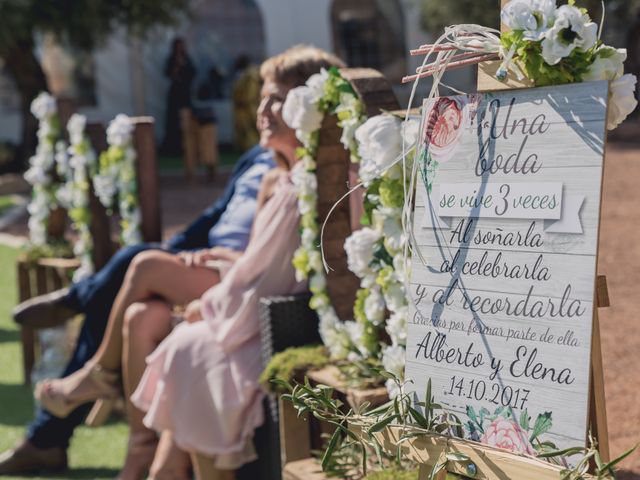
[420,0,499,35]
[378,178,405,209]
[500,30,595,86]
[0,245,129,480]
[0,0,192,54]
[284,371,630,480]
[22,239,74,262]
[259,345,329,394]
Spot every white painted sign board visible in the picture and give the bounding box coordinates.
[405,81,608,457]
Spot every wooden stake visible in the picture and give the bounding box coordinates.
[85,122,114,270]
[131,117,162,243]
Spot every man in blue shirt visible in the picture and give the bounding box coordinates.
[0,145,275,474]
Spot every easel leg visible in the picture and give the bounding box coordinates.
[589,306,610,462]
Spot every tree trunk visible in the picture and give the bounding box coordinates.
[2,35,48,169]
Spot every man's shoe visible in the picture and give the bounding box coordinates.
[13,287,77,328]
[0,439,67,475]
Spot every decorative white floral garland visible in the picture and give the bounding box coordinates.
[24,92,61,246]
[345,114,420,397]
[55,114,97,281]
[283,68,367,360]
[93,114,142,246]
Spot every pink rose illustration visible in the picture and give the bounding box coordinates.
[480,418,536,455]
[422,97,469,163]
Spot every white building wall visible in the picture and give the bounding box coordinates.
[256,0,333,56]
[0,0,477,146]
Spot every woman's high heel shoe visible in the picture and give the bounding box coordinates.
[85,398,116,427]
[34,364,119,419]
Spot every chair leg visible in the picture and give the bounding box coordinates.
[190,452,236,480]
[20,326,35,385]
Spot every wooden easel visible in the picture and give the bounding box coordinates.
[355,3,612,479]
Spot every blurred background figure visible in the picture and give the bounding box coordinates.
[162,37,195,156]
[232,55,261,152]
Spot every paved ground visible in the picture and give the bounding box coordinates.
[597,142,640,477]
[1,142,639,476]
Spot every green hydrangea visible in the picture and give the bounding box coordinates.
[378,177,405,208]
[292,248,310,278]
[376,265,395,290]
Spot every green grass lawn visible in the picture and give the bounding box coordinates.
[158,149,241,172]
[0,244,128,479]
[0,195,17,217]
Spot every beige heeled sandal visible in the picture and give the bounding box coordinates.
[34,364,119,419]
[85,398,116,427]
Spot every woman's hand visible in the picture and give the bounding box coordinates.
[184,299,203,323]
[180,248,242,268]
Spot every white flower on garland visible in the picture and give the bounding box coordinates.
[25,92,60,246]
[344,114,419,395]
[344,227,381,278]
[345,321,368,358]
[373,207,404,254]
[306,70,329,100]
[381,344,406,398]
[282,86,324,142]
[382,281,406,314]
[30,92,57,121]
[63,113,97,281]
[107,114,134,147]
[291,165,318,215]
[94,114,142,246]
[501,0,556,41]
[386,307,407,346]
[93,168,119,207]
[364,286,385,326]
[355,115,403,185]
[286,68,367,363]
[541,4,597,65]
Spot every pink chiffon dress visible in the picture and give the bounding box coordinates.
[131,168,307,468]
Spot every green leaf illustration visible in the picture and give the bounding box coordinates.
[530,412,553,441]
[519,409,530,431]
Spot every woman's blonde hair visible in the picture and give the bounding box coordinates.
[260,45,346,88]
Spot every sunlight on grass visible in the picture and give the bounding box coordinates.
[0,244,128,479]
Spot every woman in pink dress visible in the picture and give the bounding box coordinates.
[128,46,345,479]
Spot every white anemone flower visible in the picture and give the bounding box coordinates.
[583,47,627,82]
[541,5,597,65]
[501,0,556,40]
[607,74,638,131]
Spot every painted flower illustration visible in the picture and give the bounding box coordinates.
[424,97,463,153]
[480,417,536,455]
[465,406,553,456]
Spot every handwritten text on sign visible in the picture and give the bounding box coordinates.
[437,182,562,219]
[405,81,608,459]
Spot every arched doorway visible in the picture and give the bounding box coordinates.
[330,0,407,83]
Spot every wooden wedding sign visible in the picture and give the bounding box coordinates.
[405,80,609,460]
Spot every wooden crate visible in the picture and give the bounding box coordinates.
[278,366,389,478]
[16,255,80,385]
